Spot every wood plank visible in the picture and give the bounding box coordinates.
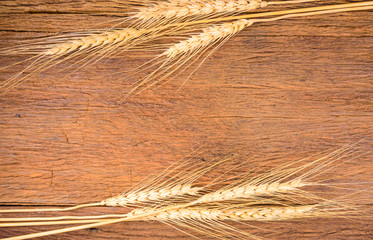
[0,0,372,239]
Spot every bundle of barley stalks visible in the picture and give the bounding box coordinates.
[0,143,371,239]
[0,1,372,101]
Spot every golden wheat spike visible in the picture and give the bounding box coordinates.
[163,19,251,59]
[0,27,150,94]
[127,203,340,221]
[44,29,143,56]
[101,184,203,207]
[133,0,267,22]
[130,0,319,24]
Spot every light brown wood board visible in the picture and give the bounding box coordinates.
[0,0,372,239]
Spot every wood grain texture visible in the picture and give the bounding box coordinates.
[0,0,372,239]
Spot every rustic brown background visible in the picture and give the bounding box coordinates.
[0,0,372,239]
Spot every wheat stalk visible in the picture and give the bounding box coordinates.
[0,204,335,228]
[101,184,203,207]
[2,0,317,58]
[133,0,267,22]
[0,27,152,94]
[1,201,350,239]
[195,179,306,203]
[1,2,373,98]
[44,28,143,56]
[100,155,231,208]
[1,143,368,240]
[163,19,251,59]
[1,200,359,240]
[195,142,364,204]
[120,18,253,100]
[131,0,319,24]
[0,219,109,228]
[127,204,337,221]
[1,141,368,240]
[121,2,373,100]
[0,155,230,214]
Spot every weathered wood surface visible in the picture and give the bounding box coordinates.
[0,0,372,239]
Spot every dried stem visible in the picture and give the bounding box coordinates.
[0,203,101,214]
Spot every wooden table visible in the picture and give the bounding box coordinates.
[0,1,372,239]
